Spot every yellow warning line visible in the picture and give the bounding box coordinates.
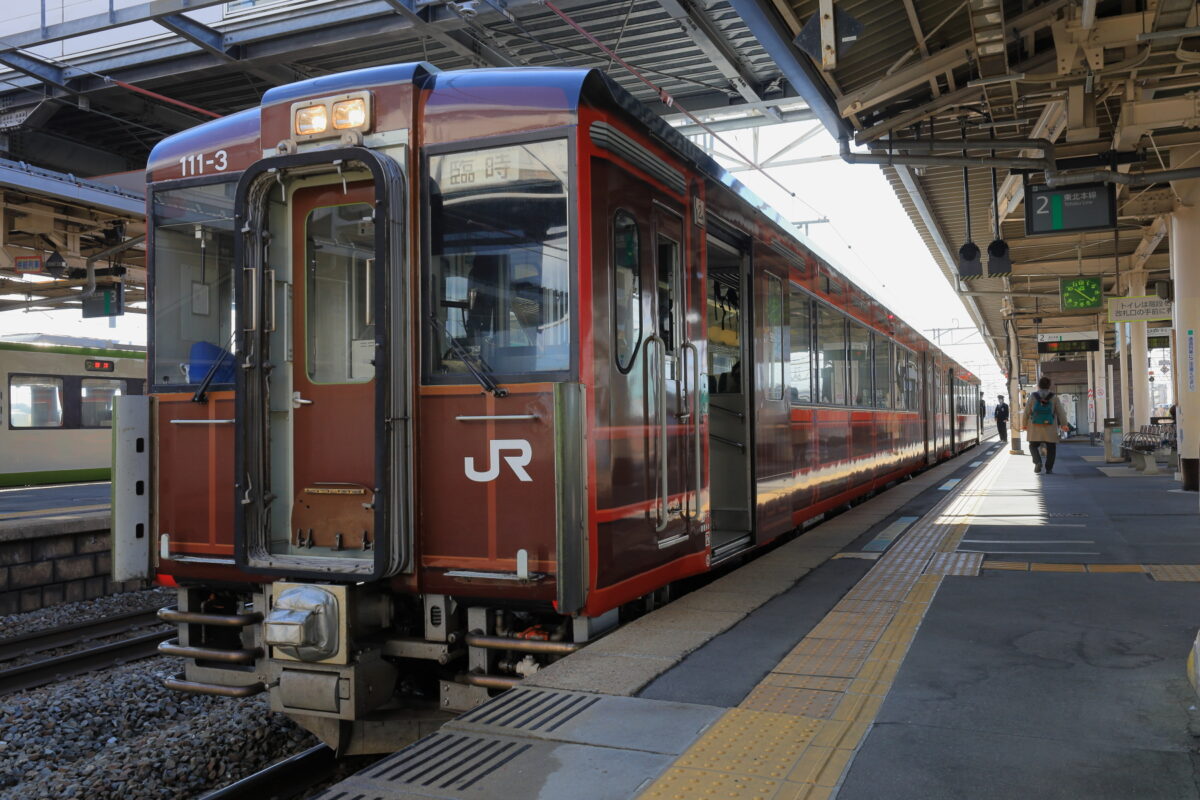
[637,450,1012,800]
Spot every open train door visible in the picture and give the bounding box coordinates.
[233,148,411,581]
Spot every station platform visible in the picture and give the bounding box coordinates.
[0,482,111,526]
[317,442,1200,800]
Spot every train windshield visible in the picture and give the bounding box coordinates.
[426,138,571,381]
[150,181,236,389]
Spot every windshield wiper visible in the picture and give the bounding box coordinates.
[191,346,232,403]
[425,312,508,398]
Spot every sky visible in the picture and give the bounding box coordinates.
[0,116,1007,401]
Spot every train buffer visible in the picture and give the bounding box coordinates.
[313,439,1200,800]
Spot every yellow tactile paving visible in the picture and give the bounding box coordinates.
[1147,565,1200,582]
[982,560,1030,571]
[773,653,868,679]
[637,447,1014,800]
[1030,562,1087,572]
[1087,563,1147,573]
[672,709,821,777]
[787,638,875,659]
[759,674,853,693]
[740,685,843,718]
[639,767,783,800]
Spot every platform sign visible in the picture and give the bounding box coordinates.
[1036,331,1098,342]
[1025,181,1117,236]
[1107,295,1172,323]
[14,255,41,273]
[1038,339,1099,354]
[82,284,124,318]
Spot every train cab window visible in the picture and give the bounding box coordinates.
[305,202,376,384]
[847,322,871,406]
[427,139,571,380]
[613,212,641,371]
[151,180,237,389]
[9,376,64,428]
[80,379,123,428]
[816,305,847,405]
[873,335,892,408]
[788,287,812,404]
[765,273,784,401]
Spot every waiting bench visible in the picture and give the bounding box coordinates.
[1120,424,1176,475]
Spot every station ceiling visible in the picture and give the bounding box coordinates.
[0,0,1196,385]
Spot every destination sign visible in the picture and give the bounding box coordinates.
[1025,181,1117,236]
[1038,339,1100,354]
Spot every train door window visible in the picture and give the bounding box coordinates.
[656,234,680,354]
[816,304,847,405]
[427,138,571,380]
[9,376,63,428]
[873,335,892,408]
[765,273,784,401]
[81,379,123,428]
[788,286,812,404]
[707,237,741,392]
[151,180,237,389]
[613,211,641,371]
[305,202,376,384]
[847,322,871,406]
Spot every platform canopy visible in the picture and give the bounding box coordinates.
[730,0,1199,382]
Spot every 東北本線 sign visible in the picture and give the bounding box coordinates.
[1107,295,1172,323]
[1025,181,1117,236]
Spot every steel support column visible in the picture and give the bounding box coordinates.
[1008,321,1024,453]
[1129,273,1152,430]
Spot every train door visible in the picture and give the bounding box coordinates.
[705,231,752,557]
[235,149,409,580]
[649,202,695,549]
[947,367,957,450]
[922,352,935,464]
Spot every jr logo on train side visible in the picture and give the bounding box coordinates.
[464,439,534,483]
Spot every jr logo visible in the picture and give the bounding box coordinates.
[464,439,533,483]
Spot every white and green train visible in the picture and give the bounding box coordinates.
[0,335,145,486]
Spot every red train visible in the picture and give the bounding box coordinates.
[112,63,980,753]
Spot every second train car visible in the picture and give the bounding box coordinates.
[114,63,980,753]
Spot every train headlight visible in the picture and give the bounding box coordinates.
[294,104,328,136]
[332,98,367,130]
[264,585,339,661]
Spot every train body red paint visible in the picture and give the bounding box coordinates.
[121,63,980,752]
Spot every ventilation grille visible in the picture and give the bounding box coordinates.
[769,239,806,270]
[458,687,600,733]
[590,121,687,196]
[366,733,530,791]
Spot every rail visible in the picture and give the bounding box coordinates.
[0,607,163,663]
[0,629,170,695]
[198,745,338,800]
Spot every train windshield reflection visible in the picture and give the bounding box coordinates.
[426,138,572,381]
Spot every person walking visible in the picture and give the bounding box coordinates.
[1021,377,1069,474]
[994,394,1010,444]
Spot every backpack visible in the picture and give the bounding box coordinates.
[1030,393,1055,425]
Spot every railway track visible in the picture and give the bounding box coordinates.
[0,607,171,695]
[199,745,339,800]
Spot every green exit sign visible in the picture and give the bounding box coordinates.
[1025,181,1117,236]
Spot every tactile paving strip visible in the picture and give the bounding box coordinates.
[1147,564,1200,581]
[636,448,1014,800]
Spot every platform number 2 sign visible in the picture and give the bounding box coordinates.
[465,439,533,483]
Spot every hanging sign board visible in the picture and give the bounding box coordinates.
[1107,295,1173,323]
[1036,331,1098,342]
[82,284,125,318]
[14,255,42,273]
[1025,181,1117,236]
[1038,339,1100,354]
[1148,327,1172,337]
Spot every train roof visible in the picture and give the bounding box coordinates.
[0,334,146,358]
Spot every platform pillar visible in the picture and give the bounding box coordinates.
[1116,321,1130,435]
[1007,315,1023,453]
[1170,144,1200,492]
[1129,273,1152,430]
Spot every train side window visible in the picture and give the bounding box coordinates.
[847,322,871,406]
[873,335,892,408]
[81,379,124,428]
[613,211,641,371]
[9,375,64,428]
[765,273,784,401]
[788,287,812,404]
[816,305,847,405]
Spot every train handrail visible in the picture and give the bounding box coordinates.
[681,340,702,520]
[644,334,669,532]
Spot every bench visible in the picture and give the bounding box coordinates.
[1120,424,1176,475]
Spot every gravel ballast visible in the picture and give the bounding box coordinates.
[0,588,174,640]
[0,656,318,800]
